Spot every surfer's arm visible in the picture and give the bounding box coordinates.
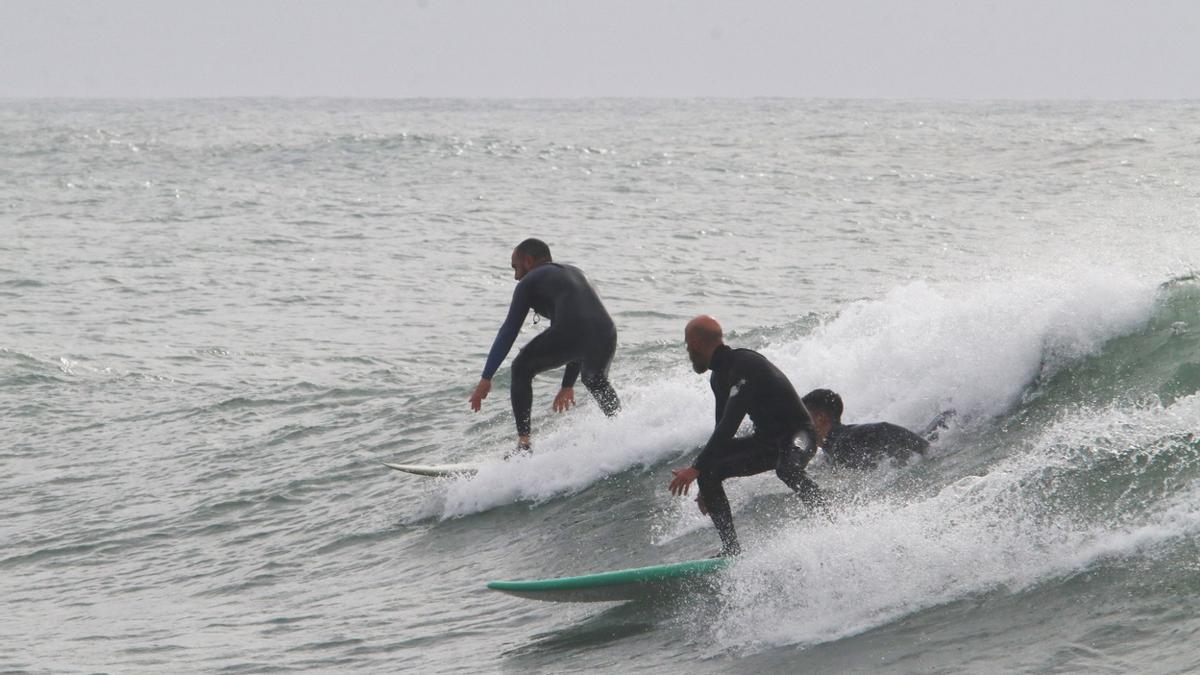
[692,382,750,472]
[712,379,728,425]
[472,286,530,412]
[672,377,745,496]
[672,382,744,496]
[481,285,531,380]
[561,360,581,389]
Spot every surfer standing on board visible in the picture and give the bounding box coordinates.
[469,238,621,455]
[668,315,824,556]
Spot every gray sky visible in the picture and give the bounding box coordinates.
[2,0,1198,99]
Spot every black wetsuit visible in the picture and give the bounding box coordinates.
[481,262,620,437]
[822,422,929,469]
[694,345,821,556]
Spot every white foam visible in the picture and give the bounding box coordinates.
[767,270,1157,429]
[428,271,1160,518]
[707,394,1200,653]
[432,377,711,518]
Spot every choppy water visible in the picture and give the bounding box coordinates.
[3,99,1200,674]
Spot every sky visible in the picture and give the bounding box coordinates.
[1,0,1199,99]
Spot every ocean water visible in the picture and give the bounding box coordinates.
[2,98,1199,674]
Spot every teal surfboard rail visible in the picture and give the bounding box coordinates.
[487,557,730,602]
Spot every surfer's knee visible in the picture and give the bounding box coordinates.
[696,469,723,496]
[579,370,600,392]
[510,351,536,384]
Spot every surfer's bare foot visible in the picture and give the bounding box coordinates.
[717,543,742,557]
[504,438,532,460]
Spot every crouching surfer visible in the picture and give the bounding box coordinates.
[668,315,824,556]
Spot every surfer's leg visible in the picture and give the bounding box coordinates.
[579,328,620,417]
[775,457,824,510]
[696,437,779,555]
[510,329,575,438]
[774,431,826,510]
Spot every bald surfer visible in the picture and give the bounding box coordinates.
[469,238,621,454]
[668,315,823,556]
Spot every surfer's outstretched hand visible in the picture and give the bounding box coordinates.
[552,387,575,412]
[469,379,491,412]
[669,467,699,496]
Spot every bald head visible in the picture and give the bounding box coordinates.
[685,315,722,344]
[685,315,724,373]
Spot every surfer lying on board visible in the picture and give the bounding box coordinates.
[668,315,824,557]
[469,238,621,455]
[801,388,951,469]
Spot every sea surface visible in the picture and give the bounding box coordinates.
[3,98,1200,674]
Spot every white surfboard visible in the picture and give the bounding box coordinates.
[381,462,478,478]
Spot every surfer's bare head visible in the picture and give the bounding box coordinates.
[684,315,724,373]
[511,238,552,280]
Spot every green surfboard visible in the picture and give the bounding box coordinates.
[487,557,730,603]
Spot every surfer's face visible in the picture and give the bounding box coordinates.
[686,338,709,373]
[511,251,534,280]
[809,410,833,443]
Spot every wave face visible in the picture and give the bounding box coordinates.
[698,277,1200,666]
[431,270,1161,518]
[713,396,1200,651]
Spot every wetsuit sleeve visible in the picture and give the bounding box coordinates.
[713,381,728,425]
[561,361,581,389]
[481,283,531,380]
[693,377,751,472]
